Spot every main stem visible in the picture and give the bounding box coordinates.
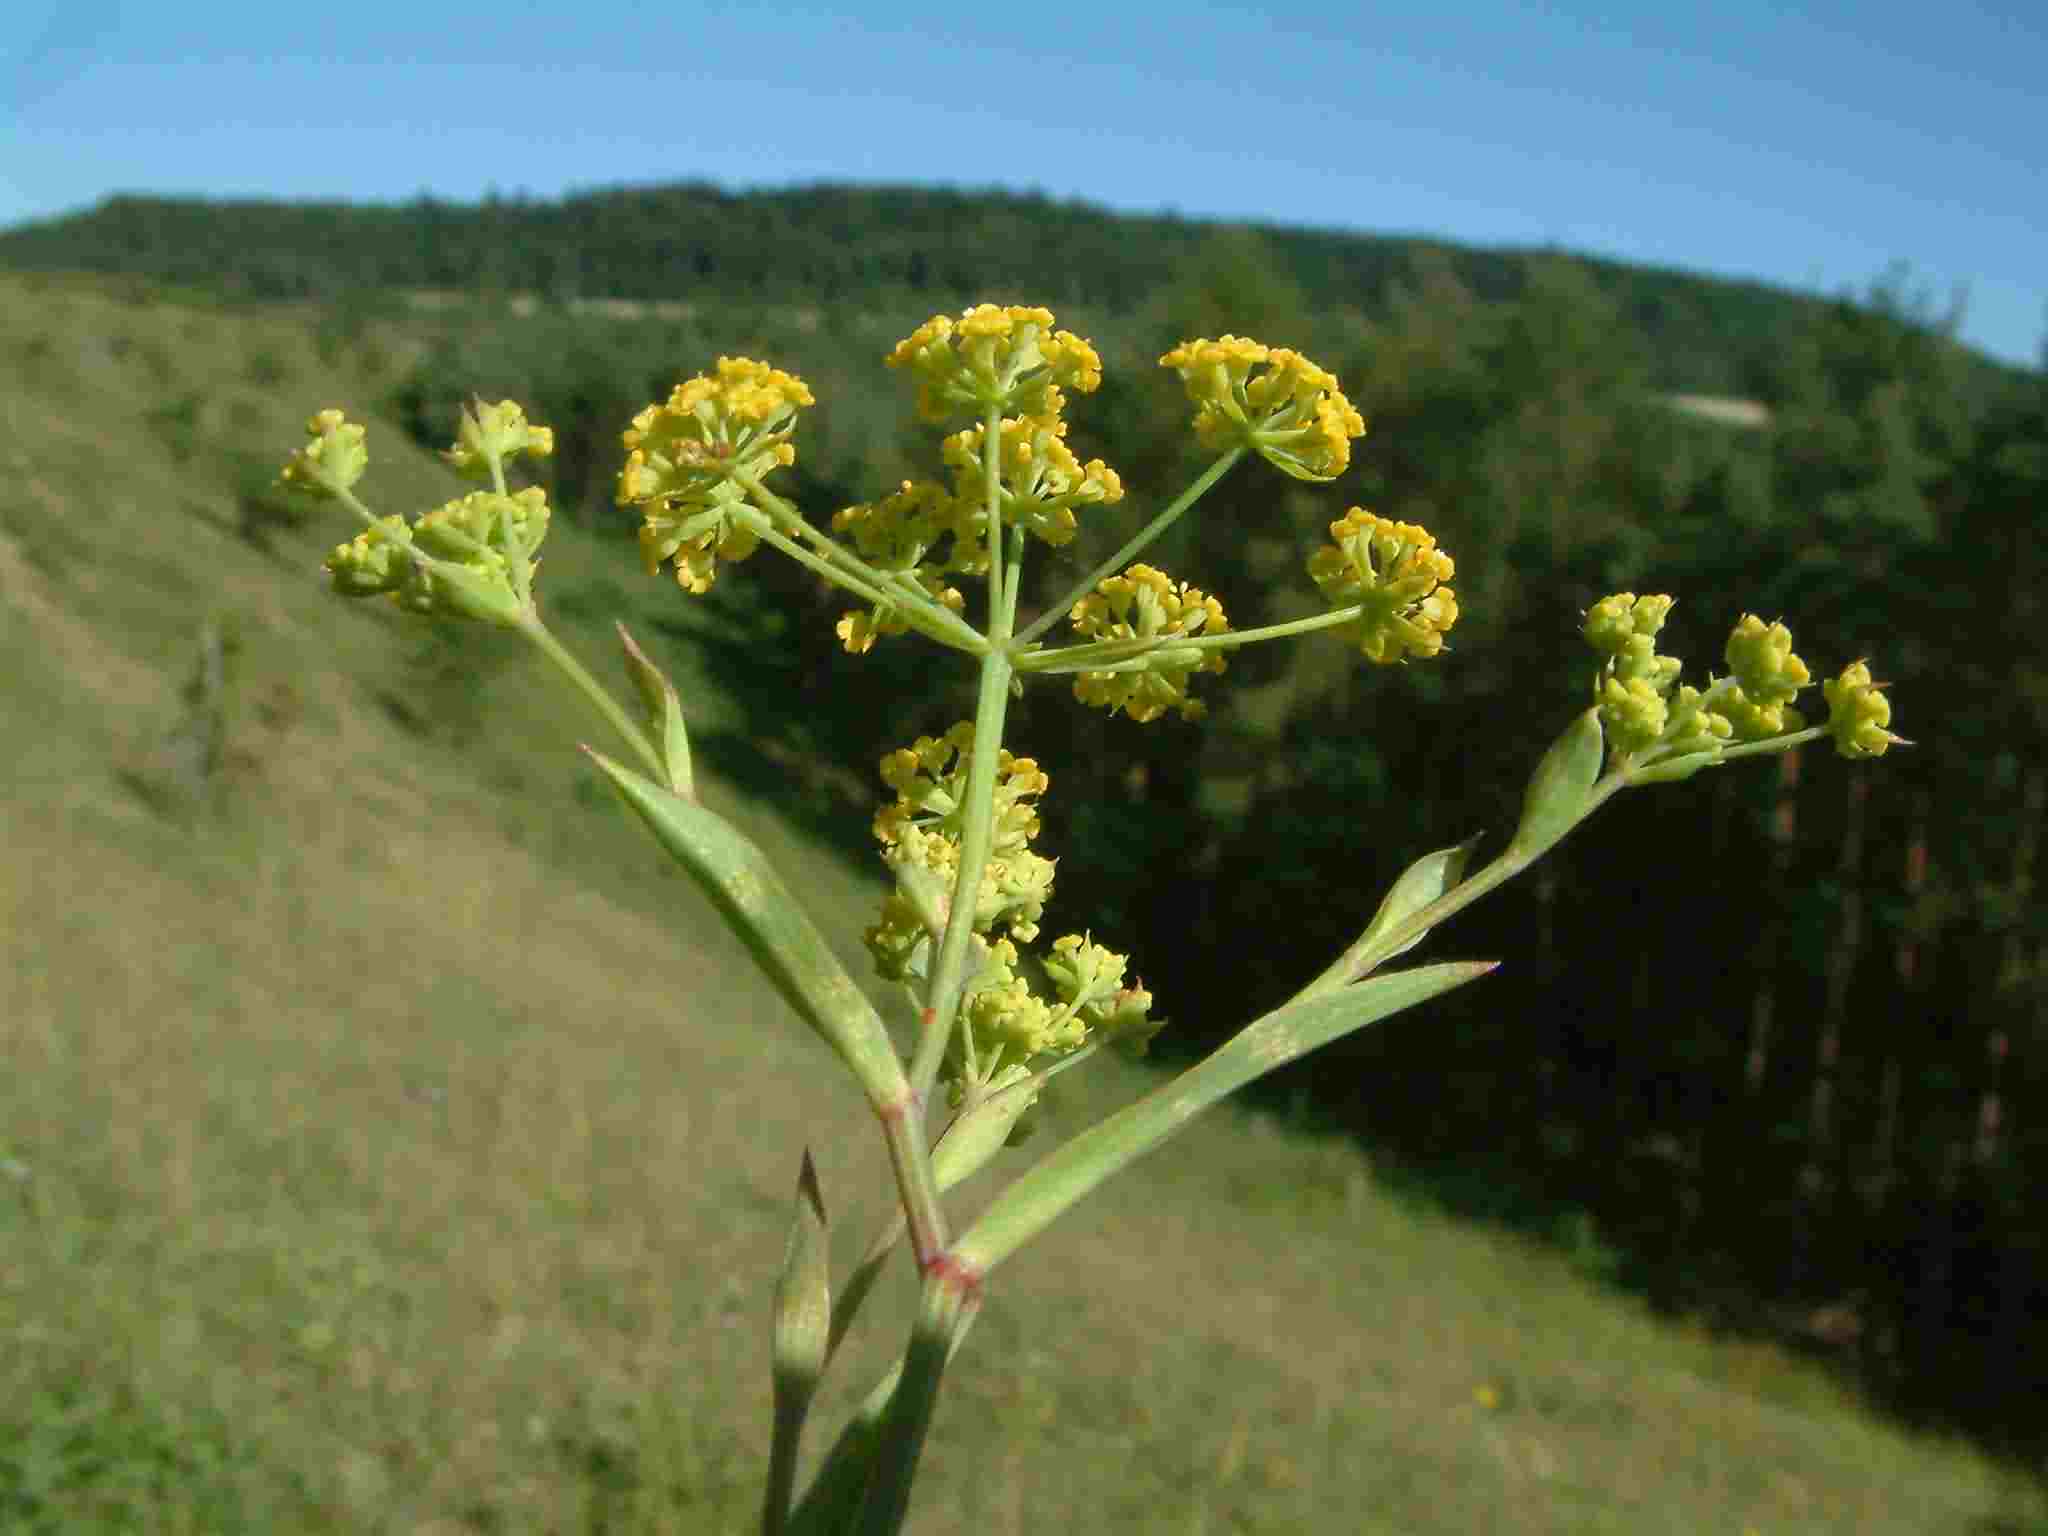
[854,1265,977,1535]
[910,406,1019,1111]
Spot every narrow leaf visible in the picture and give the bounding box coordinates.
[930,1074,1040,1192]
[584,749,907,1111]
[952,960,1496,1275]
[1346,834,1482,976]
[616,621,694,797]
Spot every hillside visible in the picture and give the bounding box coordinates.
[0,182,2023,405]
[2,269,2044,1532]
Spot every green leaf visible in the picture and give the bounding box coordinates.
[930,1071,1040,1191]
[615,621,693,797]
[583,750,906,1111]
[951,960,1496,1275]
[1347,835,1482,977]
[1509,707,1606,860]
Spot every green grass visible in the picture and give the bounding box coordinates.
[2,270,2043,1534]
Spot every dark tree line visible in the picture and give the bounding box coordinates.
[7,183,2020,402]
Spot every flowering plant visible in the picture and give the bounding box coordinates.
[282,304,1901,1534]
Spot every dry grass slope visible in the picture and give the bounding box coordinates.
[1,272,2040,1533]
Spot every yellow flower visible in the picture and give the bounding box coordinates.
[1583,592,1674,656]
[1598,673,1671,757]
[279,408,368,499]
[617,358,813,593]
[1068,564,1230,723]
[322,488,551,626]
[888,304,1102,422]
[831,481,966,653]
[444,398,554,480]
[866,725,1055,956]
[324,513,413,599]
[1824,662,1906,759]
[1724,614,1811,711]
[942,415,1123,554]
[1159,336,1364,480]
[1306,510,1458,663]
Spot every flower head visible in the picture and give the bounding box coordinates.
[1306,510,1459,663]
[1824,662,1906,759]
[830,480,966,653]
[278,409,369,500]
[618,358,814,593]
[941,414,1124,556]
[887,305,1102,423]
[1068,564,1230,722]
[865,724,1056,974]
[1717,614,1811,738]
[1159,336,1364,481]
[1043,934,1162,1057]
[444,398,555,481]
[323,487,551,625]
[1583,593,1707,758]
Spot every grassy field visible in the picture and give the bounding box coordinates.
[2,270,2042,1534]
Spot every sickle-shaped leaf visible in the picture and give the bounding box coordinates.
[952,959,1496,1275]
[584,749,907,1111]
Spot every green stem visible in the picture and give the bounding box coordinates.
[1013,446,1245,648]
[1702,726,1826,767]
[514,612,667,784]
[878,1089,948,1270]
[854,1266,977,1536]
[908,409,1018,1110]
[909,637,1015,1109]
[787,1307,984,1535]
[1014,602,1380,677]
[762,1383,811,1536]
[739,477,988,654]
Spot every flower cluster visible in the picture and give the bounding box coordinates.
[886,304,1103,423]
[1158,336,1365,481]
[867,723,1056,978]
[1584,594,1902,772]
[618,358,815,593]
[863,723,1157,1096]
[278,408,368,500]
[326,487,551,624]
[940,413,1124,552]
[1824,662,1904,759]
[1306,510,1460,663]
[443,398,555,481]
[826,323,1125,653]
[1719,614,1811,740]
[286,408,554,626]
[830,480,968,654]
[1068,564,1230,722]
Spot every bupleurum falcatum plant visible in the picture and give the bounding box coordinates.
[281,305,1903,1534]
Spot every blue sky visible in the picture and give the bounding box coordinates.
[5,0,2043,368]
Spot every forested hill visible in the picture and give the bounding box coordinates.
[0,182,2011,399]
